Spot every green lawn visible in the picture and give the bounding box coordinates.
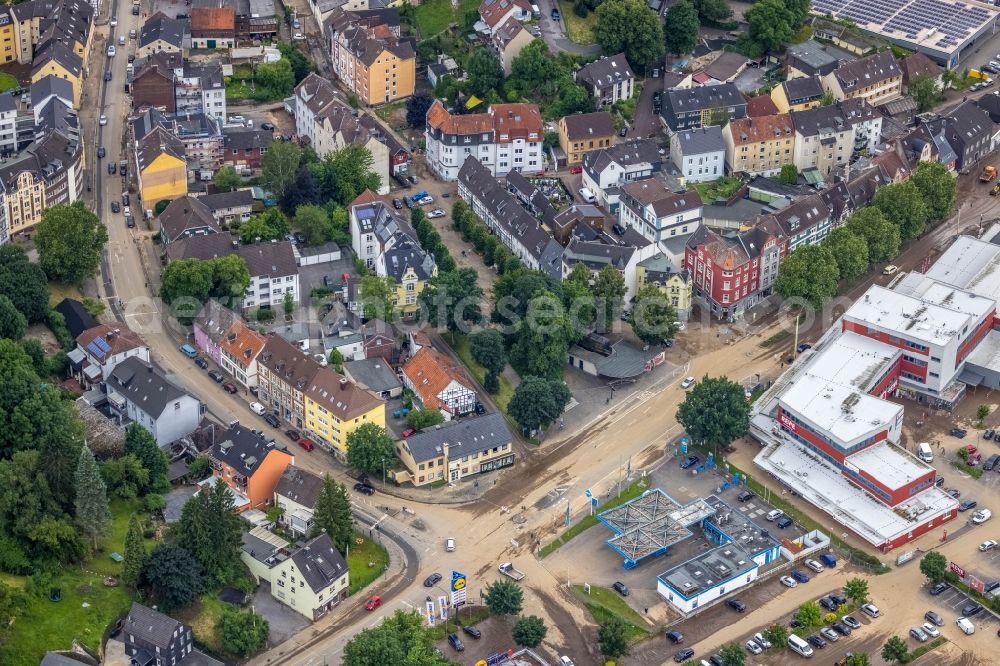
[570,585,651,641]
[427,605,491,640]
[538,478,650,558]
[176,594,229,658]
[0,72,18,93]
[412,0,480,37]
[1,500,150,666]
[558,0,598,44]
[47,282,84,308]
[691,177,743,204]
[348,532,389,595]
[444,332,515,414]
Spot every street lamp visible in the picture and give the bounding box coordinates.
[381,458,386,488]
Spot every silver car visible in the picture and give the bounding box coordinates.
[910,626,928,642]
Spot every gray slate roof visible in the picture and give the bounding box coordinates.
[781,76,824,103]
[223,127,273,151]
[790,98,878,137]
[665,83,745,113]
[160,196,221,243]
[576,53,635,91]
[344,357,402,393]
[786,40,842,74]
[125,602,184,650]
[831,51,901,94]
[291,532,348,593]
[583,138,662,175]
[211,423,281,477]
[673,126,725,156]
[237,241,298,278]
[140,13,186,48]
[198,189,254,212]
[383,240,435,283]
[274,465,325,509]
[108,357,192,420]
[403,412,512,463]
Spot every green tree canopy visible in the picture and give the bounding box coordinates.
[719,642,745,666]
[219,606,269,657]
[312,144,381,206]
[598,616,630,658]
[124,424,169,495]
[630,283,679,345]
[295,204,331,246]
[795,601,823,628]
[281,167,322,213]
[844,577,869,605]
[919,551,947,582]
[312,475,354,554]
[483,578,524,615]
[35,202,108,284]
[910,74,943,112]
[239,208,291,244]
[255,57,295,96]
[159,256,251,324]
[509,295,577,379]
[745,0,798,52]
[465,49,504,98]
[823,227,869,281]
[74,446,110,549]
[346,423,395,476]
[511,615,547,647]
[873,181,929,241]
[664,0,699,55]
[778,164,799,185]
[762,623,788,648]
[406,92,434,128]
[910,160,957,225]
[775,244,840,306]
[359,274,396,320]
[175,480,244,586]
[694,0,733,24]
[844,653,873,666]
[676,376,750,450]
[594,265,627,332]
[595,0,665,71]
[508,376,571,432]
[844,207,901,264]
[343,610,448,666]
[418,267,483,333]
[121,514,147,587]
[0,295,27,340]
[140,544,204,611]
[213,166,242,193]
[405,409,445,431]
[881,635,909,664]
[262,140,303,198]
[0,246,49,323]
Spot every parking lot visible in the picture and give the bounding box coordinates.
[924,582,999,635]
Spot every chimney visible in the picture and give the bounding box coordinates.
[339,377,348,390]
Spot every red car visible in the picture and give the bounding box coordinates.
[402,427,417,437]
[222,382,238,394]
[365,595,381,611]
[569,165,583,174]
[297,438,315,452]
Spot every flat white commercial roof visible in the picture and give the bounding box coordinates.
[890,275,995,321]
[965,329,1000,374]
[844,441,932,491]
[804,331,899,391]
[753,419,958,547]
[780,372,902,444]
[844,285,972,347]
[923,235,1000,300]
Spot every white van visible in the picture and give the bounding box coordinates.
[445,538,455,552]
[918,442,934,463]
[766,509,784,522]
[119,35,126,46]
[249,401,266,415]
[957,617,975,635]
[788,634,814,657]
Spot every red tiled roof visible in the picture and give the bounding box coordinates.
[401,347,474,412]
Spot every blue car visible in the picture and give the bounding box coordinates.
[680,455,700,469]
[791,569,810,584]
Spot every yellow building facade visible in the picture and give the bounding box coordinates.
[303,367,385,459]
[136,128,187,216]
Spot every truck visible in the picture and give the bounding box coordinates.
[981,165,997,182]
[498,562,525,580]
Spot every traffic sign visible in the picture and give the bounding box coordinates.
[585,488,592,498]
[451,571,467,592]
[950,561,966,578]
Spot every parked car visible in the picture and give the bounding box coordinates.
[462,625,482,639]
[829,593,847,606]
[679,455,700,469]
[264,414,280,427]
[960,499,978,511]
[111,201,120,213]
[208,370,224,383]
[447,633,464,652]
[984,454,999,471]
[963,602,984,617]
[924,610,943,626]
[285,429,300,441]
[737,490,754,502]
[222,382,238,394]
[354,483,375,495]
[820,596,839,611]
[861,603,880,618]
[780,575,798,588]
[194,357,209,369]
[791,569,810,584]
[776,516,793,529]
[681,376,696,389]
[402,427,417,438]
[921,622,940,638]
[424,573,442,587]
[745,639,762,655]
[665,630,683,643]
[392,198,403,209]
[249,402,266,415]
[726,598,746,612]
[427,208,446,219]
[882,264,899,275]
[946,488,961,498]
[951,428,968,438]
[842,615,860,630]
[797,343,812,353]
[753,632,771,649]
[365,595,381,610]
[929,582,949,595]
[297,438,315,452]
[819,627,839,642]
[806,634,826,649]
[972,509,992,524]
[910,626,928,642]
[831,622,851,636]
[805,558,824,573]
[613,581,630,597]
[673,648,694,662]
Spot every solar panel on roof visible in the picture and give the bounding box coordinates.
[87,340,106,358]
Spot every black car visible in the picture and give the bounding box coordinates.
[208,370,224,383]
[353,483,375,495]
[424,573,443,587]
[126,215,135,229]
[285,429,300,441]
[447,633,464,652]
[665,630,683,643]
[737,490,754,502]
[829,593,847,606]
[709,655,723,666]
[392,198,403,209]
[986,428,995,439]
[98,147,106,159]
[673,648,694,662]
[194,357,209,369]
[462,625,481,639]
[122,193,130,206]
[261,122,275,131]
[108,162,117,174]
[806,634,826,649]
[985,454,1000,471]
[832,621,851,636]
[613,581,630,597]
[776,516,793,529]
[619,126,627,137]
[946,488,961,498]
[936,476,945,486]
[820,596,839,611]
[929,582,950,595]
[726,599,746,612]
[128,54,135,62]
[680,455,700,469]
[960,499,978,511]
[111,201,120,214]
[963,602,984,617]
[474,402,486,415]
[408,175,418,185]
[264,413,280,428]
[104,70,112,81]
[293,232,306,244]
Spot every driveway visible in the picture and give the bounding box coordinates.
[253,580,311,644]
[535,0,603,55]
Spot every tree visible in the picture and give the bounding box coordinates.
[213,166,241,193]
[795,601,823,629]
[255,58,295,96]
[346,423,395,476]
[778,164,799,185]
[281,167,322,213]
[595,0,665,71]
[0,295,27,340]
[910,161,957,226]
[277,42,313,83]
[159,256,251,323]
[121,515,146,587]
[873,181,928,241]
[140,544,204,610]
[406,92,434,128]
[920,551,948,583]
[676,376,750,451]
[562,262,596,332]
[74,446,111,549]
[910,74,943,112]
[239,208,291,244]
[509,295,576,379]
[418,267,483,333]
[843,654,872,666]
[359,274,396,320]
[0,246,49,323]
[155,200,171,216]
[762,624,788,649]
[125,424,169,494]
[881,635,909,664]
[218,606,269,657]
[694,0,733,24]
[598,616,630,658]
[745,0,797,53]
[175,481,244,586]
[844,208,900,264]
[101,455,150,499]
[471,328,506,393]
[775,244,840,306]
[630,284,679,345]
[483,578,524,615]
[312,475,353,554]
[465,49,504,98]
[844,577,869,605]
[294,204,330,246]
[312,144,381,206]
[719,643,745,666]
[35,202,108,284]
[594,265,627,332]
[508,376,571,432]
[823,227,869,281]
[663,0,699,55]
[511,615,547,647]
[343,610,446,666]
[405,409,445,431]
[262,140,302,198]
